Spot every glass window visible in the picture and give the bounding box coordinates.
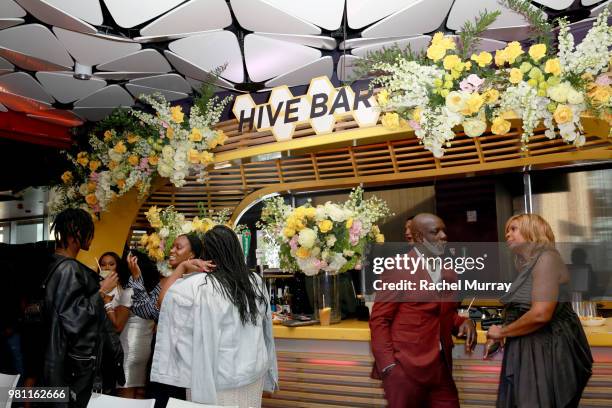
[15,219,44,244]
[0,223,9,243]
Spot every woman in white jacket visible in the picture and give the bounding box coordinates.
[151,225,278,407]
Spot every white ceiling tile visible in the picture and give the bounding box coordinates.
[129,73,190,93]
[480,26,533,42]
[168,31,244,83]
[347,0,411,30]
[351,35,431,58]
[447,0,536,31]
[265,56,334,88]
[0,1,27,18]
[532,0,573,9]
[230,0,321,35]
[126,84,188,102]
[92,72,160,80]
[255,33,337,50]
[74,84,133,108]
[0,103,7,112]
[591,0,612,16]
[185,76,236,93]
[45,0,103,25]
[15,0,97,34]
[0,18,24,30]
[244,34,321,82]
[35,71,106,103]
[53,27,141,67]
[340,36,414,50]
[363,0,454,38]
[583,0,605,6]
[139,0,231,37]
[0,72,54,103]
[337,55,361,82]
[264,0,344,31]
[96,49,171,73]
[0,24,73,68]
[103,0,186,28]
[72,106,117,121]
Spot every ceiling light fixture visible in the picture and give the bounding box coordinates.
[73,62,93,80]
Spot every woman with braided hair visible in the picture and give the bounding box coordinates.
[151,225,278,407]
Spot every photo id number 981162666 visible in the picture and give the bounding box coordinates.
[6,387,69,402]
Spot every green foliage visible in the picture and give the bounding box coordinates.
[193,65,227,116]
[458,9,502,59]
[500,0,554,49]
[352,44,426,80]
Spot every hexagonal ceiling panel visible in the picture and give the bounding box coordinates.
[0,0,606,125]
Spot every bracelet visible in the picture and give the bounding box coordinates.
[104,302,114,310]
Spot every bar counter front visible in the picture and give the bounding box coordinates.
[263,319,612,408]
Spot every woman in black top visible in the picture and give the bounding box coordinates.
[487,214,592,408]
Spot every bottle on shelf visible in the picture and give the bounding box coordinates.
[283,285,292,315]
[276,287,284,314]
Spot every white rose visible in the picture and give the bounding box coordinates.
[297,257,320,276]
[325,252,347,273]
[462,119,487,137]
[314,207,327,221]
[159,227,169,238]
[158,163,173,177]
[298,228,317,249]
[566,89,584,105]
[78,183,89,196]
[181,221,193,234]
[162,145,174,159]
[445,91,467,114]
[326,236,337,247]
[108,149,123,162]
[547,82,571,103]
[311,246,321,257]
[343,250,355,257]
[325,203,347,222]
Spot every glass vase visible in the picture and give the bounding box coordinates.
[313,271,341,324]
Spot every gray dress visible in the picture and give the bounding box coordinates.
[497,250,593,408]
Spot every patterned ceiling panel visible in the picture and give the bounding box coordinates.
[0,0,606,125]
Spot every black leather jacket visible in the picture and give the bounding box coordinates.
[42,254,124,398]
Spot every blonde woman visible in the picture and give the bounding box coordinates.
[486,214,592,407]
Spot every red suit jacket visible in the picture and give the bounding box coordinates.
[369,248,466,384]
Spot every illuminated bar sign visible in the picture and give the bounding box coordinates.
[232,76,380,141]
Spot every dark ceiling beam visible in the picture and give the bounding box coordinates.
[0,111,72,148]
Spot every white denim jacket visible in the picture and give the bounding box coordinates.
[150,272,279,404]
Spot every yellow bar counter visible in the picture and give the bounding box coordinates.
[264,319,612,408]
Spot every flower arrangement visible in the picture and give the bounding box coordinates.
[138,204,247,277]
[258,187,391,276]
[366,1,612,158]
[49,84,232,216]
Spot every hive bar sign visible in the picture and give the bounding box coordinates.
[232,76,381,141]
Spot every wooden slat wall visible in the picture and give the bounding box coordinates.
[263,351,612,407]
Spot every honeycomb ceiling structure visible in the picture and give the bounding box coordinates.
[0,0,609,127]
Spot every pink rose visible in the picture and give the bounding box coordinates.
[459,79,475,93]
[408,119,421,130]
[595,74,612,86]
[289,235,299,250]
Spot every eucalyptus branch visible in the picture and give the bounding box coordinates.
[458,9,501,59]
[500,0,553,49]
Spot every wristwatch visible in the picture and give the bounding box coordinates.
[382,363,397,376]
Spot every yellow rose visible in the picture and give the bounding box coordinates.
[189,128,202,142]
[208,138,219,149]
[544,58,561,76]
[216,130,228,146]
[113,141,127,154]
[199,151,214,164]
[463,93,484,115]
[139,234,149,247]
[89,160,101,172]
[87,181,97,192]
[509,68,523,84]
[491,117,511,135]
[116,179,126,190]
[170,106,184,123]
[483,89,500,104]
[166,127,174,140]
[445,91,466,113]
[346,218,353,229]
[412,107,422,122]
[61,171,73,184]
[149,155,159,166]
[381,112,400,130]
[375,234,385,243]
[85,193,98,206]
[318,220,333,233]
[188,149,201,164]
[471,51,492,67]
[443,54,461,71]
[128,155,139,166]
[431,33,456,50]
[127,133,139,144]
[528,44,547,62]
[495,49,508,66]
[76,152,89,167]
[505,42,524,63]
[589,85,611,103]
[462,119,487,137]
[103,130,113,142]
[305,207,317,218]
[553,104,573,124]
[284,227,296,238]
[464,61,472,71]
[427,44,446,61]
[296,247,310,259]
[377,89,389,105]
[108,160,118,170]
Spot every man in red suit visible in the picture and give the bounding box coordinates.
[370,213,476,407]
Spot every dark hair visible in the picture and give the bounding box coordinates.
[130,250,161,293]
[179,233,203,259]
[51,208,94,249]
[98,251,130,288]
[201,225,266,325]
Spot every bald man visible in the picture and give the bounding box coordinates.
[370,213,476,408]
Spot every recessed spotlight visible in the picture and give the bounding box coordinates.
[74,62,93,80]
